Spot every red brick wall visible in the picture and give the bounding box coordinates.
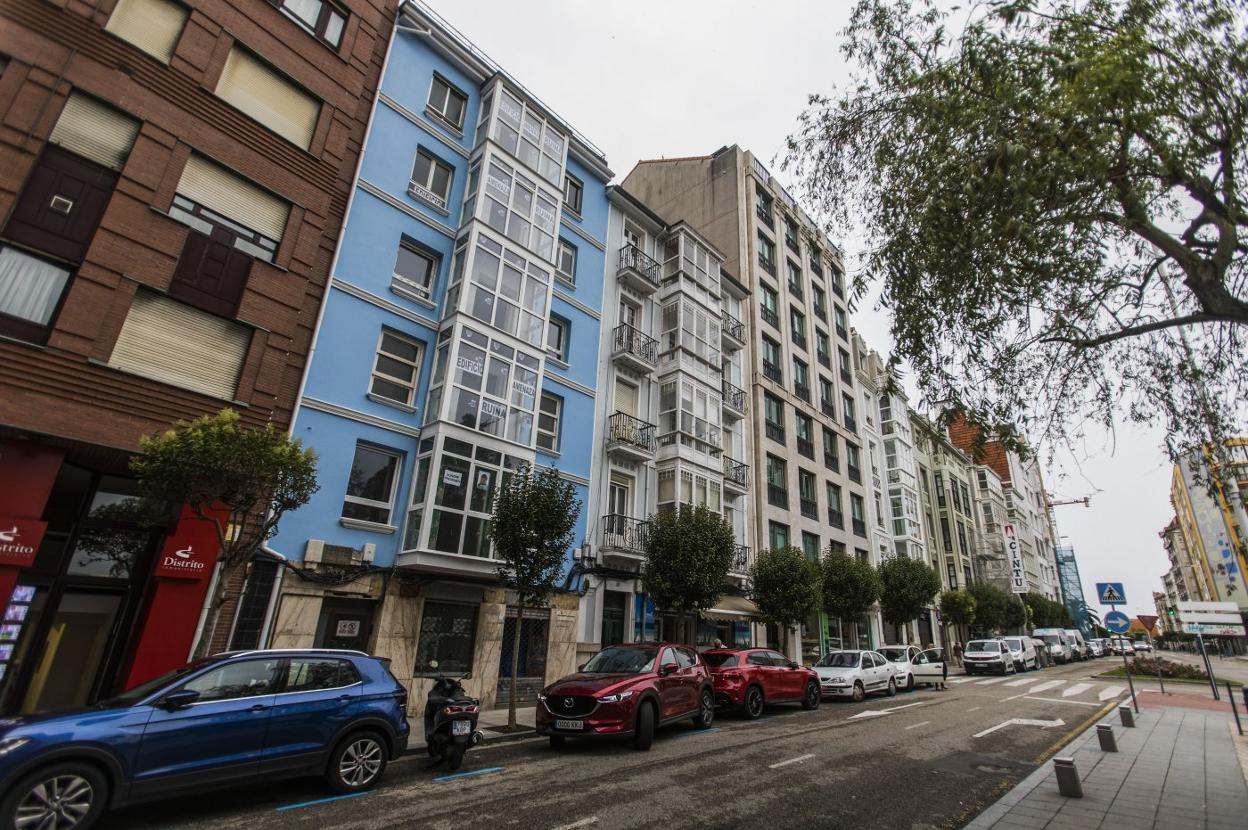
[947,413,1012,483]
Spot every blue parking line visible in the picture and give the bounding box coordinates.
[275,791,369,811]
[672,727,720,738]
[432,766,504,782]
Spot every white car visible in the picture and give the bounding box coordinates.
[1002,636,1039,671]
[1133,640,1153,653]
[813,650,899,701]
[963,638,1017,675]
[1087,639,1105,657]
[1110,638,1136,655]
[877,645,922,691]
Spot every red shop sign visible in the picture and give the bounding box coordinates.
[0,517,47,568]
[153,516,220,581]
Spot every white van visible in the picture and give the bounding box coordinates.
[1002,636,1039,671]
[1064,629,1087,661]
[1033,628,1072,664]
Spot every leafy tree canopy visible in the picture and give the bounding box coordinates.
[787,0,1248,465]
[493,466,580,607]
[1004,594,1029,630]
[751,546,824,630]
[968,582,1011,631]
[642,505,735,613]
[822,546,883,620]
[939,589,978,627]
[1023,591,1075,627]
[878,556,942,625]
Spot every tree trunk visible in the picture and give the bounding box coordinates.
[507,602,524,730]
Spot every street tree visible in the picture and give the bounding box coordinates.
[938,589,977,644]
[642,505,735,620]
[786,0,1248,467]
[1004,594,1028,632]
[751,547,823,657]
[821,546,883,648]
[493,465,581,730]
[968,582,1011,632]
[131,408,318,657]
[877,557,941,641]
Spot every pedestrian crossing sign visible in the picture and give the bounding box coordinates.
[1096,582,1126,605]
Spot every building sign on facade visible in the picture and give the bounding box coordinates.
[1003,523,1025,593]
[0,518,48,569]
[153,518,219,580]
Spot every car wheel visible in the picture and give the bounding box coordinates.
[633,701,656,751]
[851,681,865,702]
[692,688,715,730]
[886,677,897,697]
[2,762,107,830]
[801,680,821,710]
[905,673,915,691]
[743,685,764,720]
[326,730,388,793]
[446,743,465,772]
[549,735,565,749]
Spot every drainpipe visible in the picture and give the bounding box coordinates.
[258,545,287,649]
[187,559,223,660]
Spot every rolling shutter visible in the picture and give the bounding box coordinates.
[110,291,251,400]
[105,0,188,63]
[48,93,140,171]
[216,48,319,150]
[177,154,289,242]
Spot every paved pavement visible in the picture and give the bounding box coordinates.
[966,697,1248,829]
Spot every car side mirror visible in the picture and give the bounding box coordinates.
[160,689,200,710]
[578,663,587,672]
[659,662,679,677]
[787,661,799,669]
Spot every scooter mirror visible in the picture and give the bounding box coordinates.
[429,660,439,670]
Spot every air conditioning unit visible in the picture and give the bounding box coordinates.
[304,539,324,564]
[303,539,375,566]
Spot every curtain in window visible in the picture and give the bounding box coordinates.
[0,248,70,324]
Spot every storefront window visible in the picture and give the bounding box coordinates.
[415,601,478,675]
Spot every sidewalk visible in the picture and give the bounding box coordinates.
[966,700,1248,829]
[406,705,536,748]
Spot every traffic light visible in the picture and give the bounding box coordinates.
[1167,606,1176,618]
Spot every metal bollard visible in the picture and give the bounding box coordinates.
[1119,705,1135,727]
[1054,757,1083,798]
[1096,724,1118,752]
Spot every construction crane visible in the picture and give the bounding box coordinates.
[1047,496,1091,508]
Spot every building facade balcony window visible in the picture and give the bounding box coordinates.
[760,305,779,330]
[800,498,818,520]
[611,323,658,370]
[721,309,745,345]
[618,244,661,292]
[767,484,788,508]
[794,382,810,403]
[721,379,747,414]
[607,411,657,455]
[723,456,750,490]
[732,544,750,574]
[601,514,650,554]
[762,361,782,383]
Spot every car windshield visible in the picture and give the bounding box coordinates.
[1004,639,1023,650]
[879,648,909,662]
[97,660,213,708]
[968,641,999,652]
[582,647,658,674]
[702,653,738,668]
[1040,634,1062,645]
[816,652,860,668]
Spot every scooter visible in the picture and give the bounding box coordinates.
[423,660,484,771]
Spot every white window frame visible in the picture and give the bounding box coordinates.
[391,235,439,303]
[342,443,402,526]
[369,329,423,407]
[427,74,467,130]
[410,148,454,212]
[563,174,583,215]
[547,314,569,361]
[556,238,577,284]
[536,391,563,452]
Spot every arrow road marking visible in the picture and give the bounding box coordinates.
[848,701,927,720]
[1098,685,1126,701]
[769,753,816,769]
[973,717,1066,738]
[1062,682,1094,697]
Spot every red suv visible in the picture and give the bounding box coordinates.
[703,647,821,718]
[536,642,714,750]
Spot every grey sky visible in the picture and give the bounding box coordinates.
[424,0,1174,617]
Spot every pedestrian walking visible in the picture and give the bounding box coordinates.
[938,649,949,690]
[953,641,963,667]
[713,638,725,649]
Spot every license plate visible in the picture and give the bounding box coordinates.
[452,719,471,736]
[555,719,583,731]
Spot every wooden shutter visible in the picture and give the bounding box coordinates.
[177,154,289,242]
[216,48,319,149]
[3,146,118,263]
[167,230,252,318]
[110,292,251,400]
[105,0,187,63]
[48,93,140,171]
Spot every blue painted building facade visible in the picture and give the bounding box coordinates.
[258,1,612,710]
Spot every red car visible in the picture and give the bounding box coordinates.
[535,642,715,750]
[703,647,821,718]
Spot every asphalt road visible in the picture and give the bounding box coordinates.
[100,659,1128,830]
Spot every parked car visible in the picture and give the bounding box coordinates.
[536,643,714,751]
[1002,636,1039,671]
[877,645,946,690]
[1087,639,1105,657]
[906,647,948,688]
[1033,628,1074,664]
[0,649,410,830]
[963,639,1017,675]
[1133,640,1153,653]
[1109,638,1136,656]
[1064,629,1088,660]
[813,650,899,701]
[702,647,820,718]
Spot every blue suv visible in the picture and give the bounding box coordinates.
[0,649,409,829]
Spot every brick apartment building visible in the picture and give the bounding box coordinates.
[0,0,394,715]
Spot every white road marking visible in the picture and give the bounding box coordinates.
[1027,680,1066,694]
[1004,677,1035,687]
[904,721,931,730]
[847,701,927,720]
[975,677,1011,685]
[973,717,1065,738]
[551,819,599,830]
[1023,695,1102,707]
[1098,685,1126,701]
[948,677,976,684]
[768,753,816,769]
[967,706,981,712]
[1062,682,1094,698]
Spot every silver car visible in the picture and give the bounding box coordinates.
[813,650,899,701]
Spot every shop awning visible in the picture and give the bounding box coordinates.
[702,595,759,622]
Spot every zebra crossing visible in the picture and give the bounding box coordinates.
[948,674,1127,705]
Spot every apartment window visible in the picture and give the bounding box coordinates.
[410,148,454,212]
[492,89,567,183]
[768,521,789,552]
[799,470,818,519]
[790,307,806,348]
[812,284,827,320]
[842,393,857,432]
[106,0,187,62]
[802,532,820,561]
[815,330,831,368]
[392,235,439,303]
[956,520,970,556]
[556,238,577,283]
[370,329,422,407]
[172,154,289,261]
[546,314,570,361]
[763,393,785,443]
[838,347,853,384]
[796,413,815,459]
[341,443,401,525]
[809,249,823,277]
[827,482,844,528]
[823,427,840,472]
[847,442,862,483]
[787,260,803,300]
[755,184,774,226]
[784,217,800,251]
[934,472,946,508]
[766,455,788,508]
[830,262,846,298]
[269,0,347,48]
[563,174,584,215]
[0,246,71,343]
[756,231,776,276]
[216,47,320,149]
[760,284,780,329]
[793,358,810,402]
[815,378,833,420]
[425,325,542,444]
[850,494,867,537]
[536,391,563,452]
[462,233,550,349]
[479,158,559,261]
[414,601,477,675]
[940,517,953,552]
[834,305,848,339]
[428,74,467,130]
[762,337,782,383]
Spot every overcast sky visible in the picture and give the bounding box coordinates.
[423,0,1174,618]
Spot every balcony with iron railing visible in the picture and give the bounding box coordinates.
[606,412,657,460]
[821,400,836,419]
[611,323,658,373]
[618,244,661,293]
[723,456,750,492]
[828,508,844,529]
[765,420,785,444]
[853,518,867,537]
[758,253,776,277]
[721,310,745,348]
[844,415,857,433]
[601,514,650,556]
[721,379,746,417]
[817,350,831,369]
[848,464,862,484]
[797,437,815,459]
[800,498,818,520]
[732,544,750,574]
[762,361,782,384]
[767,484,788,508]
[760,306,779,330]
[824,452,840,472]
[794,383,810,402]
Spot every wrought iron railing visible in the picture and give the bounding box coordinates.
[601,514,649,553]
[607,412,656,453]
[761,306,779,329]
[767,484,788,508]
[721,310,745,342]
[732,544,750,574]
[765,421,785,443]
[762,362,782,383]
[800,498,818,520]
[723,456,749,488]
[618,244,661,288]
[612,324,658,366]
[828,508,844,529]
[852,518,867,537]
[722,379,746,412]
